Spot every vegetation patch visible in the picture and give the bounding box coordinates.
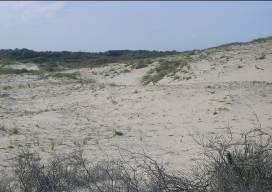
[129,58,152,69]
[0,65,88,82]
[113,129,124,136]
[208,36,272,51]
[49,72,79,80]
[0,49,179,69]
[0,68,36,75]
[256,53,266,60]
[0,129,271,192]
[142,57,192,85]
[9,128,20,135]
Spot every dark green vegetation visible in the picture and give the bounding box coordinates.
[0,49,179,70]
[0,129,271,192]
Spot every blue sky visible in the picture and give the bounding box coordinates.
[0,1,272,52]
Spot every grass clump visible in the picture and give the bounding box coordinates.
[256,53,266,60]
[131,58,152,69]
[9,128,19,135]
[3,85,12,90]
[142,58,189,85]
[50,72,78,80]
[0,126,7,134]
[78,78,96,85]
[134,63,148,69]
[113,129,124,136]
[0,66,86,83]
[0,68,35,75]
[251,36,272,43]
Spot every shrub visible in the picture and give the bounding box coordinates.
[0,149,197,192]
[1,128,272,192]
[194,128,272,192]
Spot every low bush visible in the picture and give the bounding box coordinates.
[0,129,272,192]
[0,149,198,192]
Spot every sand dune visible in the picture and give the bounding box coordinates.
[0,38,272,170]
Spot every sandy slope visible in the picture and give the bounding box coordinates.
[0,39,272,170]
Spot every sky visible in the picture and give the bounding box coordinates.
[0,1,272,52]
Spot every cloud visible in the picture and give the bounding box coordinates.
[0,1,65,23]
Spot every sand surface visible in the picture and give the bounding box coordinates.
[1,39,272,170]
